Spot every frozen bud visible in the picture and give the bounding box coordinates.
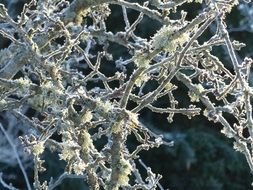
[203,109,219,123]
[221,127,234,138]
[188,90,200,102]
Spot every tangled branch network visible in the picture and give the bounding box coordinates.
[0,0,253,189]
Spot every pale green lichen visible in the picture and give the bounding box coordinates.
[196,84,204,93]
[61,131,72,141]
[188,91,199,102]
[15,77,31,97]
[118,158,132,186]
[111,120,123,134]
[233,140,246,153]
[152,25,190,52]
[63,2,90,25]
[32,141,45,156]
[103,100,113,113]
[188,84,204,102]
[81,110,93,123]
[27,95,48,111]
[125,110,139,129]
[73,159,86,175]
[26,79,65,111]
[80,130,93,150]
[164,82,174,91]
[221,0,239,13]
[133,50,151,68]
[41,81,63,96]
[203,109,208,117]
[27,81,61,108]
[75,8,90,25]
[135,74,149,87]
[95,98,113,115]
[59,140,80,161]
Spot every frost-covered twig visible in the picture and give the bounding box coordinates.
[0,124,31,190]
[0,173,18,190]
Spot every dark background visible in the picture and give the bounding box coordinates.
[0,0,253,189]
